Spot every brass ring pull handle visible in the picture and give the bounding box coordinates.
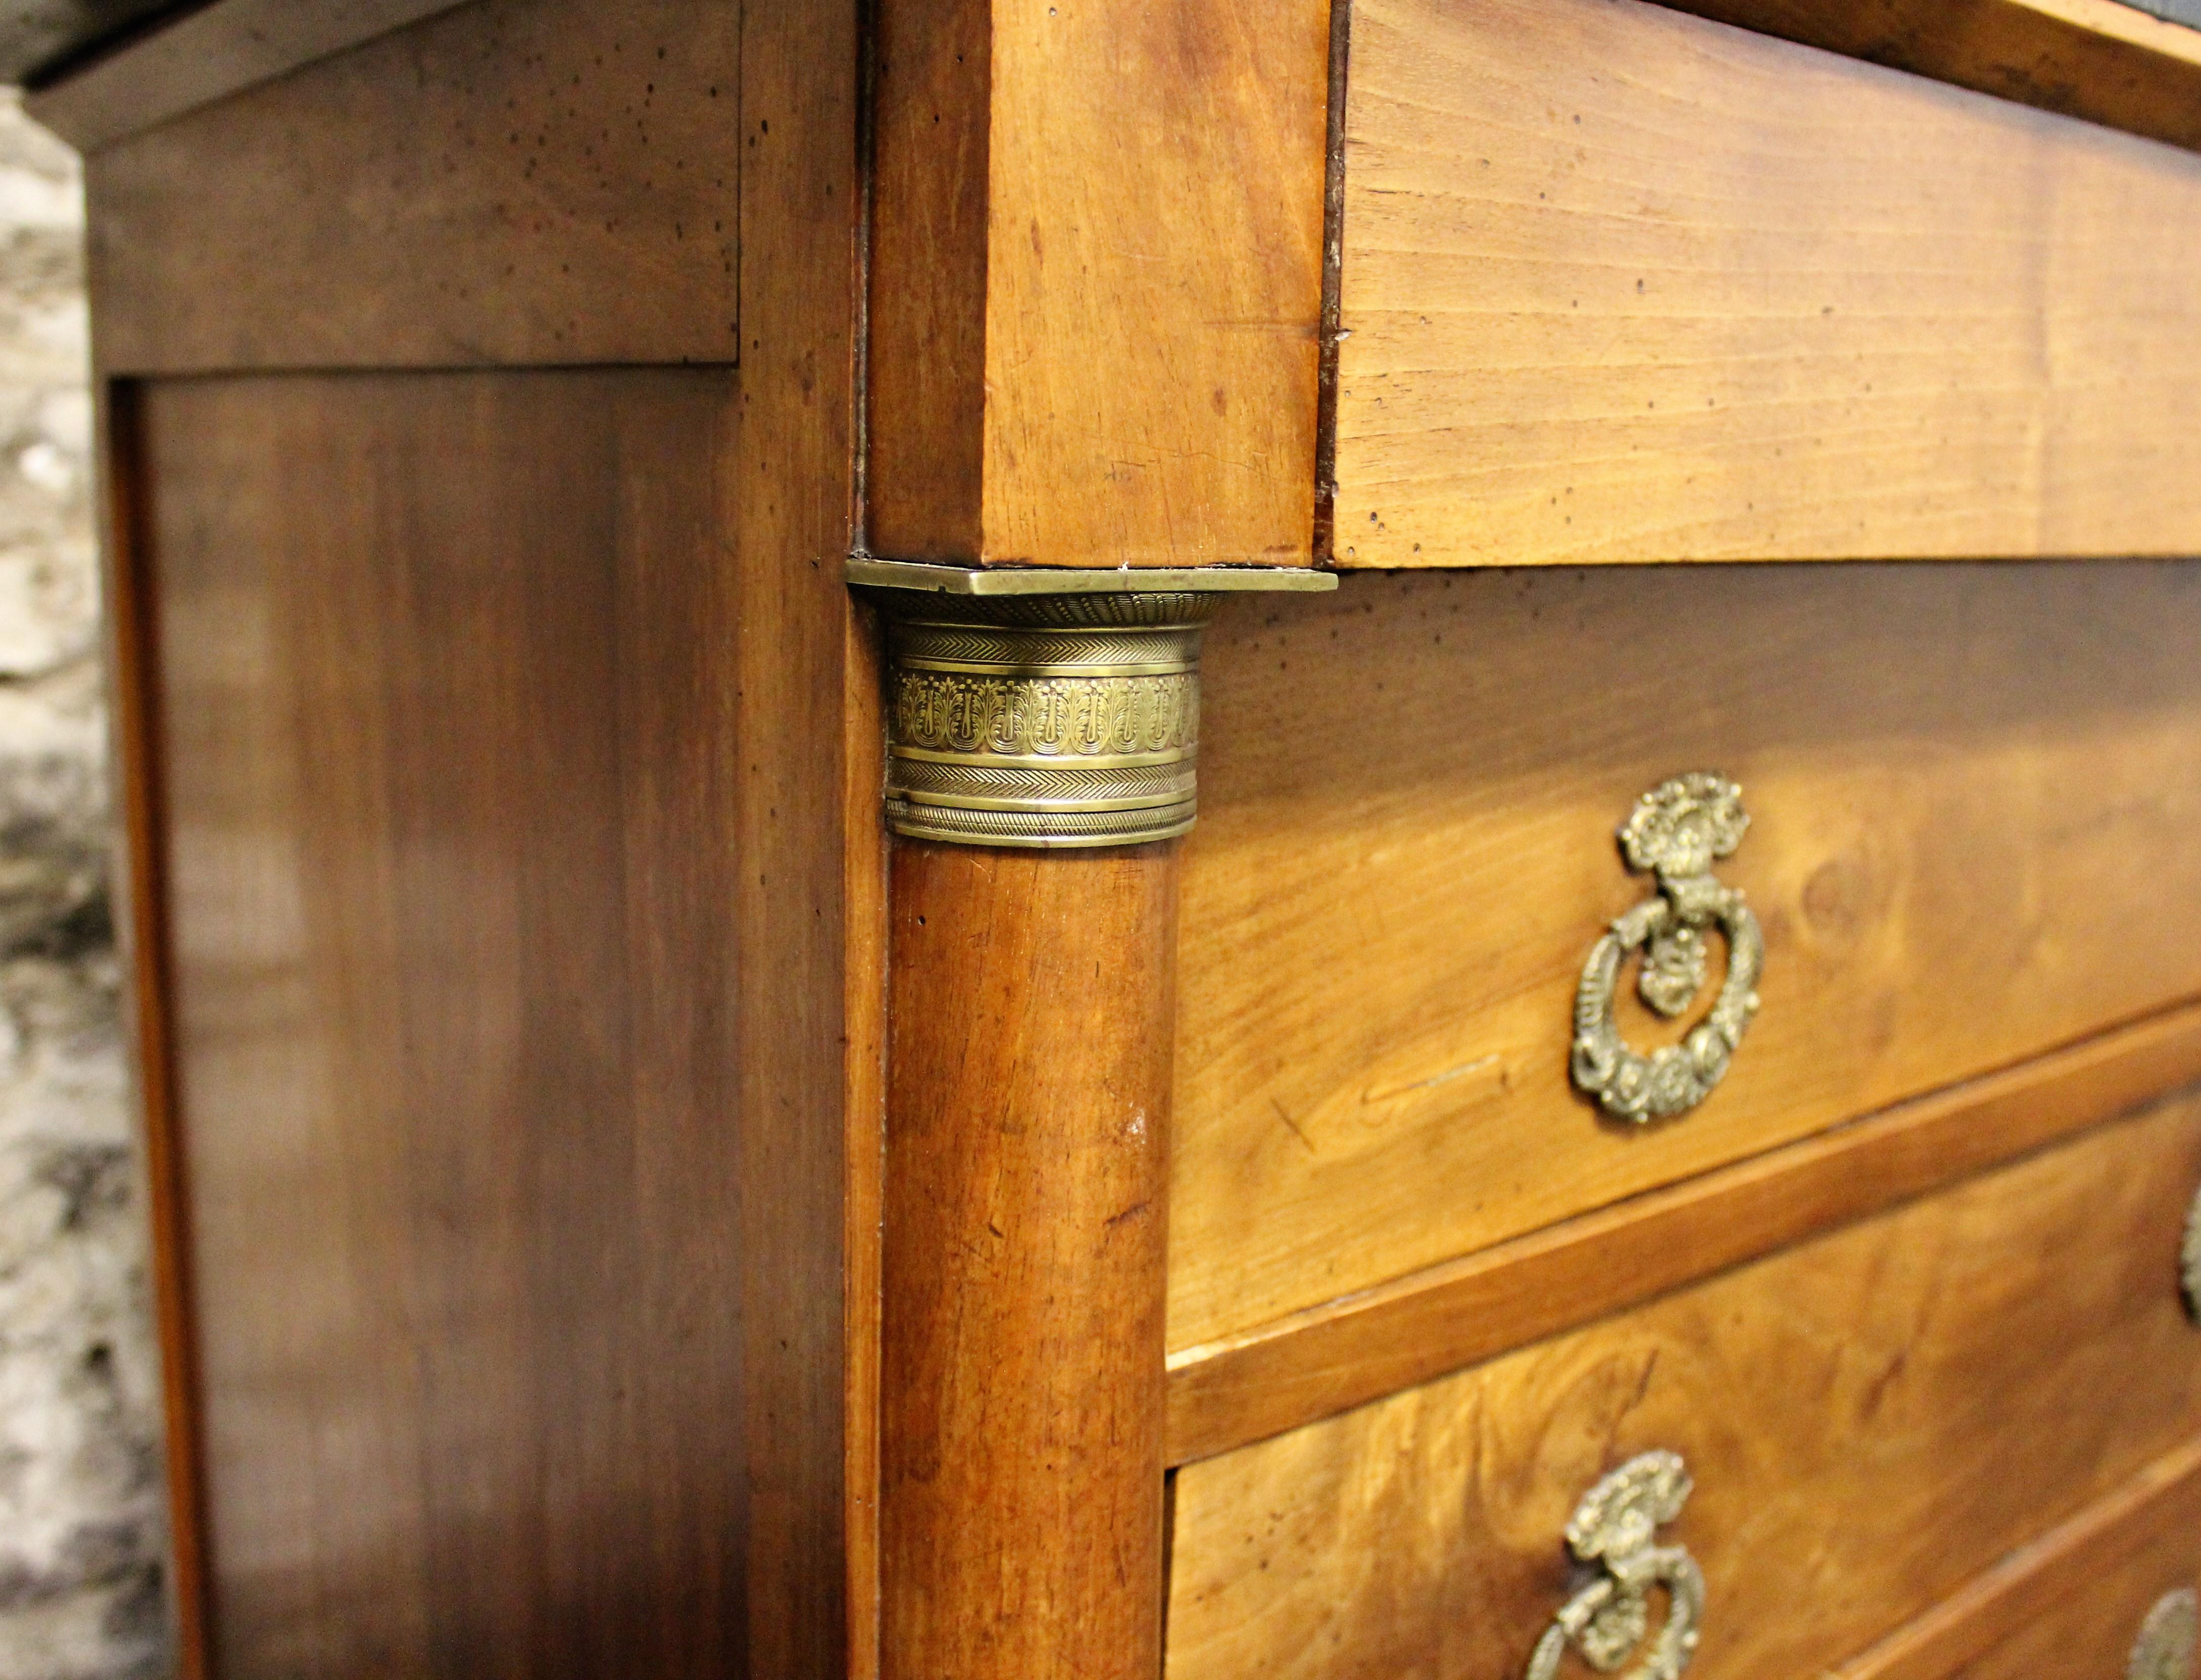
[2129,1588,2198,1680]
[1528,1452,1705,1680]
[2182,1181,2201,1323]
[1573,775,1763,1124]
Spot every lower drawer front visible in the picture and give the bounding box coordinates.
[1838,1437,2201,1680]
[1937,1546,2197,1680]
[1165,1092,2201,1678]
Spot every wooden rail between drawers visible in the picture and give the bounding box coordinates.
[1166,998,2201,1463]
[1830,1433,2201,1680]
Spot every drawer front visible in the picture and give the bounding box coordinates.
[1837,1440,2201,1680]
[1933,1556,2198,1680]
[1165,1094,2201,1678]
[1329,0,2201,568]
[1172,563,2201,1349]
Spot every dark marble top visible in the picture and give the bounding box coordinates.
[0,0,2196,90]
[0,0,201,88]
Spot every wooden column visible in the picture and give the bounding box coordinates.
[883,839,1177,1675]
[862,563,1329,1676]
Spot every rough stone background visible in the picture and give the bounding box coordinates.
[0,90,171,1680]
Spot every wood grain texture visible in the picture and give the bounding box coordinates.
[865,0,1329,567]
[864,0,989,562]
[1330,0,2201,566]
[734,0,863,1669]
[144,370,757,1674]
[1654,0,2201,158]
[83,0,741,375]
[1167,996,2201,1463]
[96,0,864,1669]
[1833,1435,2201,1680]
[138,361,861,1671]
[1173,565,2201,1350]
[26,0,469,153]
[881,842,1175,1680]
[1166,1095,2201,1678]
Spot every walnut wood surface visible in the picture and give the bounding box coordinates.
[1173,566,2201,1350]
[143,371,756,1673]
[102,2,866,1671]
[739,1,866,1670]
[125,18,868,1641]
[865,0,1329,567]
[881,842,1176,1679]
[1654,0,2201,157]
[1167,997,2201,1463]
[1330,0,2201,566]
[1833,1435,2201,1680]
[82,0,742,375]
[1166,1096,2201,1678]
[864,0,990,563]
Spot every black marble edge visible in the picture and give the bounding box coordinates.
[0,0,209,90]
[0,0,2196,98]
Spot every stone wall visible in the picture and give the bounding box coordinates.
[0,91,170,1680]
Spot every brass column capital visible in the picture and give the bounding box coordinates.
[850,559,1334,849]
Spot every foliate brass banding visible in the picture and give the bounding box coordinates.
[879,592,1211,849]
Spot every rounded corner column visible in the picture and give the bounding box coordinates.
[867,575,1202,1679]
[856,562,1330,1677]
[882,834,1178,1677]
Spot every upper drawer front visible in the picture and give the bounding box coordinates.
[1331,0,2201,567]
[1166,1094,2201,1678]
[1172,564,2201,1350]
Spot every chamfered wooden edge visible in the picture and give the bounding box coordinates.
[1828,1431,2201,1680]
[24,0,468,152]
[1166,995,2201,1464]
[98,378,209,1677]
[1654,0,2201,156]
[841,595,887,1680]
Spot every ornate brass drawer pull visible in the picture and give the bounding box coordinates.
[2130,1588,2198,1680]
[1527,1451,1704,1680]
[2182,1180,2201,1323]
[1573,774,1763,1124]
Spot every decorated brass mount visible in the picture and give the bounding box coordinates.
[1529,1451,1705,1680]
[1573,774,1764,1125]
[850,559,1335,849]
[2131,1588,2199,1680]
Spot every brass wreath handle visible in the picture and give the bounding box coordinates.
[1527,1452,1705,1680]
[1572,774,1764,1125]
[2130,1588,2198,1680]
[2182,1179,2201,1324]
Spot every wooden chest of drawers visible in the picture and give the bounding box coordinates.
[29,0,2201,1673]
